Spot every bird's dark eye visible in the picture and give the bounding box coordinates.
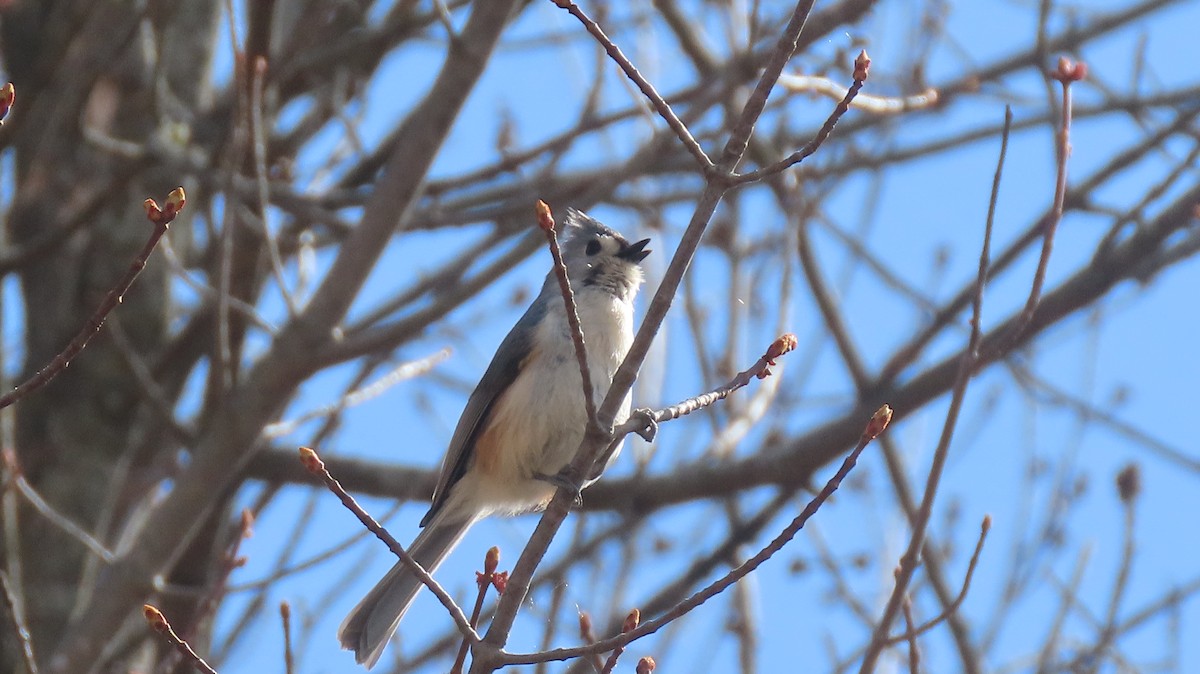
[585,239,602,256]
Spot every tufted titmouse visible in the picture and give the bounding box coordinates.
[338,209,651,668]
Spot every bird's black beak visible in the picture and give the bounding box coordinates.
[620,238,652,263]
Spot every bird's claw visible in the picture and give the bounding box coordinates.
[534,470,584,507]
[631,408,658,442]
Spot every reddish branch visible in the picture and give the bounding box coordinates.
[577,612,606,672]
[299,446,480,643]
[143,604,219,674]
[451,547,507,674]
[280,602,295,674]
[196,511,253,630]
[156,510,251,672]
[616,333,798,439]
[548,0,712,170]
[0,188,186,410]
[1002,58,1086,347]
[536,200,598,427]
[599,609,640,674]
[732,50,870,184]
[501,405,893,667]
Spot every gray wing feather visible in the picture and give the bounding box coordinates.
[419,290,549,527]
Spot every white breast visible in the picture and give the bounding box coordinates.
[469,286,634,514]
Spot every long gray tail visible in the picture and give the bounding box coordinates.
[337,518,473,669]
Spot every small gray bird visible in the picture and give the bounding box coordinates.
[338,209,651,668]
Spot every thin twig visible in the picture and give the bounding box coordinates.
[777,72,937,113]
[877,103,1198,384]
[298,447,480,643]
[548,0,712,170]
[577,612,606,673]
[1036,546,1092,672]
[226,508,390,593]
[1110,466,1140,625]
[599,609,640,674]
[558,496,790,674]
[342,228,511,333]
[0,188,185,409]
[154,509,254,671]
[730,559,759,674]
[501,406,893,666]
[810,524,875,626]
[535,201,598,427]
[1066,464,1140,670]
[156,235,276,332]
[1001,59,1085,348]
[719,0,820,168]
[858,106,1009,673]
[451,547,506,674]
[733,51,871,184]
[532,578,570,674]
[902,598,920,674]
[793,196,870,389]
[1112,577,1200,641]
[884,516,992,645]
[106,315,196,446]
[614,333,797,438]
[0,570,37,674]
[280,602,295,674]
[263,348,451,438]
[872,441,983,674]
[751,126,978,674]
[215,79,242,392]
[1,449,114,562]
[0,178,123,276]
[1006,361,1200,473]
[250,55,298,316]
[143,604,219,674]
[190,510,255,639]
